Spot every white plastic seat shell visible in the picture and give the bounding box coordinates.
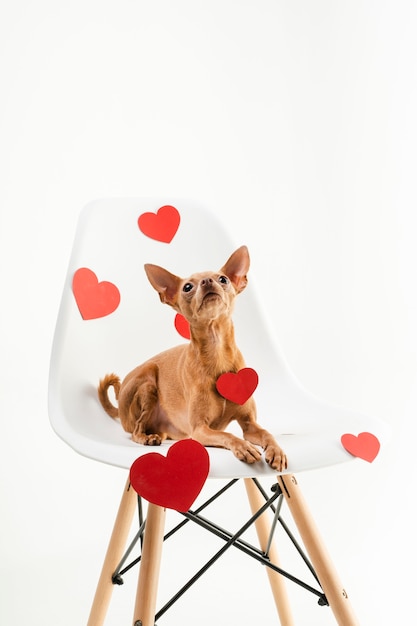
[48,198,390,479]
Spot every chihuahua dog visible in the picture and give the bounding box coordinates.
[98,246,287,471]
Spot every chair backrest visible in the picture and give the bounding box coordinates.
[49,199,389,475]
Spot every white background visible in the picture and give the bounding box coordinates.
[1,1,416,624]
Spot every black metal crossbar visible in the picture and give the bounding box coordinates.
[112,478,328,621]
[113,479,239,582]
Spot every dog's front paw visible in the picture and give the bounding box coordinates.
[232,440,262,464]
[264,445,287,472]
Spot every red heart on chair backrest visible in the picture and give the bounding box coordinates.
[174,313,191,339]
[216,368,259,405]
[72,268,120,320]
[341,432,380,462]
[130,440,210,512]
[138,205,181,243]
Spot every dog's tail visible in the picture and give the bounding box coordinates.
[98,373,120,418]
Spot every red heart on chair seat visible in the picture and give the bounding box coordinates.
[341,432,380,463]
[216,368,259,405]
[138,205,180,243]
[130,440,210,512]
[72,268,120,320]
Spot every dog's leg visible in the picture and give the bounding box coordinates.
[119,367,167,446]
[191,423,263,464]
[130,382,168,446]
[238,417,287,472]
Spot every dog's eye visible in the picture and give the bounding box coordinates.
[218,275,229,284]
[183,282,193,293]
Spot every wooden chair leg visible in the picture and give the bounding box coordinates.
[277,474,360,626]
[132,503,166,626]
[87,477,138,626]
[244,478,295,626]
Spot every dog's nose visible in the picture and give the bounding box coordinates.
[200,277,213,287]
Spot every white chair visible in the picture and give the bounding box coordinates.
[48,198,389,626]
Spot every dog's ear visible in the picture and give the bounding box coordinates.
[144,264,181,306]
[220,246,250,294]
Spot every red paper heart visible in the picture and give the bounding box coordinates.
[130,440,210,512]
[72,268,120,320]
[174,313,191,340]
[138,205,180,243]
[216,368,259,405]
[341,432,380,463]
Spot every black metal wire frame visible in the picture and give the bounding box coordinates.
[111,478,328,621]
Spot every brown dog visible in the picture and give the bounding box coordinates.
[98,246,287,471]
